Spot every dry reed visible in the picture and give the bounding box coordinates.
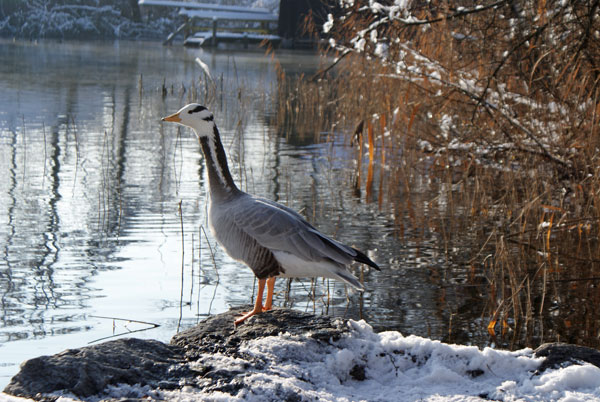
[273,0,600,349]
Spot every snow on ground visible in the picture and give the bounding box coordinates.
[3,320,600,402]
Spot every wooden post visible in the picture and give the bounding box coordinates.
[184,16,190,39]
[211,17,217,47]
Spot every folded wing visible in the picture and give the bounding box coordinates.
[229,195,378,270]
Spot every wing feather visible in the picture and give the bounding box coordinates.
[231,195,355,265]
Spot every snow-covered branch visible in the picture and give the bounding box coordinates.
[320,0,599,178]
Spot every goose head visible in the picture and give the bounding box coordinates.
[162,103,214,137]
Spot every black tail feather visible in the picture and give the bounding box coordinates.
[352,247,380,271]
[316,232,381,271]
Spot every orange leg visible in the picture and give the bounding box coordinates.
[264,277,276,311]
[234,278,266,326]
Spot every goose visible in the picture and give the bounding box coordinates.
[162,104,380,326]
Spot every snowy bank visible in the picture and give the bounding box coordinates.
[0,0,280,40]
[0,1,176,40]
[3,308,600,401]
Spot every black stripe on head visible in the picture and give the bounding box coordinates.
[188,105,207,114]
[203,114,214,122]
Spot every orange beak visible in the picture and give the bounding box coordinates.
[161,112,181,123]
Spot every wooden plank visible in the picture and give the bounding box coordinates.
[138,0,270,15]
[184,31,281,47]
[191,32,281,41]
[180,9,278,23]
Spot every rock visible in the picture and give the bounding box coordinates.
[171,306,348,360]
[6,308,600,400]
[534,342,600,374]
[3,338,188,399]
[349,364,366,381]
[3,308,346,400]
[169,307,348,397]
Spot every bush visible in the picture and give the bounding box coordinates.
[277,0,600,348]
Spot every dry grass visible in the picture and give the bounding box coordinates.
[273,0,600,349]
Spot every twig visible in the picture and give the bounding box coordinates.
[200,224,219,316]
[476,21,551,115]
[90,315,159,327]
[311,49,351,81]
[21,115,26,190]
[88,315,160,344]
[177,200,185,333]
[507,237,600,263]
[42,122,47,189]
[390,0,509,26]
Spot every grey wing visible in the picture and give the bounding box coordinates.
[210,200,283,279]
[230,196,357,265]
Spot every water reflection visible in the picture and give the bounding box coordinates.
[0,39,340,386]
[0,38,509,387]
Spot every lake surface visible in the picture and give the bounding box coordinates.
[0,39,490,387]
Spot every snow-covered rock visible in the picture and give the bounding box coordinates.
[3,308,600,401]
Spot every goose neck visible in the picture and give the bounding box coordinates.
[198,126,239,200]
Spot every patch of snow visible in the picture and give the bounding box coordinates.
[370,28,378,43]
[323,13,334,33]
[392,106,400,125]
[369,1,386,14]
[429,70,441,81]
[354,37,367,52]
[439,114,453,140]
[448,138,474,151]
[419,140,433,152]
[374,42,388,58]
[5,320,598,401]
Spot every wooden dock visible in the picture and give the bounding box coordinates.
[138,0,280,48]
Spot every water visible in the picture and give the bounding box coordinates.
[0,39,494,388]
